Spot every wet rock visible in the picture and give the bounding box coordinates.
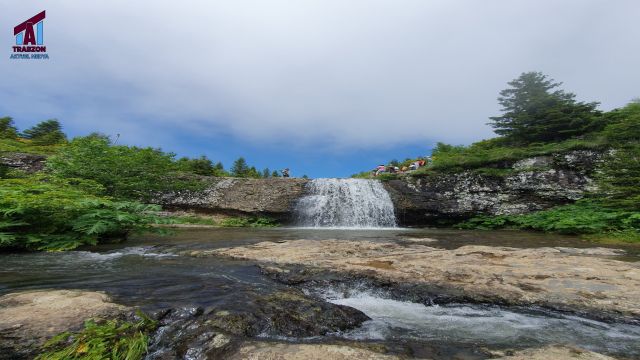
[146,289,369,359]
[493,345,615,359]
[211,240,640,321]
[228,342,401,360]
[0,289,128,359]
[0,152,46,173]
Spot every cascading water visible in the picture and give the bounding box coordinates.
[293,178,397,228]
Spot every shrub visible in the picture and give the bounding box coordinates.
[47,136,200,201]
[220,216,278,227]
[0,177,169,251]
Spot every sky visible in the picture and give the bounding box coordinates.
[1,1,639,178]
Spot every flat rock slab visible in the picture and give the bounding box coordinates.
[495,345,616,360]
[210,240,640,319]
[229,343,400,360]
[0,289,127,358]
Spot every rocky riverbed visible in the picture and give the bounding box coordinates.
[206,240,640,321]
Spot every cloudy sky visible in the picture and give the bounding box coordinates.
[1,1,639,177]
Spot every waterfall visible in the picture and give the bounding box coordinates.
[294,178,397,228]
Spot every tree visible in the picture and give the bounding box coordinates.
[489,72,600,144]
[176,155,215,176]
[230,157,250,177]
[271,170,280,177]
[22,119,67,145]
[262,168,270,178]
[0,117,18,139]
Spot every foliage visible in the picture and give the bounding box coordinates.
[457,200,640,240]
[169,215,217,226]
[22,119,67,145]
[489,72,601,144]
[0,177,169,251]
[0,117,18,139]
[175,155,228,176]
[414,136,607,175]
[375,173,398,181]
[230,157,263,178]
[36,312,157,360]
[47,135,202,200]
[219,216,279,227]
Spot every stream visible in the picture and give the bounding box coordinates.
[2,228,640,358]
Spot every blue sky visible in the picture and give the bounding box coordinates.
[2,1,639,178]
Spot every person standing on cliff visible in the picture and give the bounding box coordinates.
[282,168,290,177]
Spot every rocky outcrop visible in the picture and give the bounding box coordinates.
[207,240,640,322]
[158,177,309,221]
[0,290,128,359]
[384,150,605,225]
[0,152,46,173]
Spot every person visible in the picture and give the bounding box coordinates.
[282,168,290,177]
[419,159,426,167]
[375,164,385,176]
[401,166,408,172]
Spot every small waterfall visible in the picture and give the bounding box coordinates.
[294,178,397,228]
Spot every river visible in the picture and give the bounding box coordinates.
[2,227,639,359]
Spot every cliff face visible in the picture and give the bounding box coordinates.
[384,150,605,225]
[158,177,309,220]
[0,152,47,173]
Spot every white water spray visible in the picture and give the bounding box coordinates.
[294,178,396,228]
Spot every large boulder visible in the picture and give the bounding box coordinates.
[0,290,128,359]
[158,177,309,221]
[0,152,47,173]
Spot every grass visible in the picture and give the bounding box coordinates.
[412,136,608,176]
[36,312,157,360]
[169,215,218,226]
[0,138,63,155]
[219,216,279,227]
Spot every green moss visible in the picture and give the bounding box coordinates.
[36,312,157,360]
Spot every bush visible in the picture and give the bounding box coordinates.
[0,177,169,251]
[47,136,200,201]
[22,119,67,145]
[457,200,640,239]
[219,216,278,227]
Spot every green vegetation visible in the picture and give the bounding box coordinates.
[0,177,169,251]
[22,119,67,145]
[219,216,279,227]
[46,135,204,201]
[489,72,601,143]
[169,214,218,226]
[37,312,157,360]
[458,200,640,240]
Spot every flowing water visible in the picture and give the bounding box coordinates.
[2,228,640,358]
[293,178,397,228]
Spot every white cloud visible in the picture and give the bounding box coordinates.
[1,0,639,148]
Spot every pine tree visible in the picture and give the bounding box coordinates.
[230,157,249,177]
[262,168,270,178]
[0,117,18,139]
[489,72,600,143]
[22,119,67,145]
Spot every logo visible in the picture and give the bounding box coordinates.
[10,11,49,60]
